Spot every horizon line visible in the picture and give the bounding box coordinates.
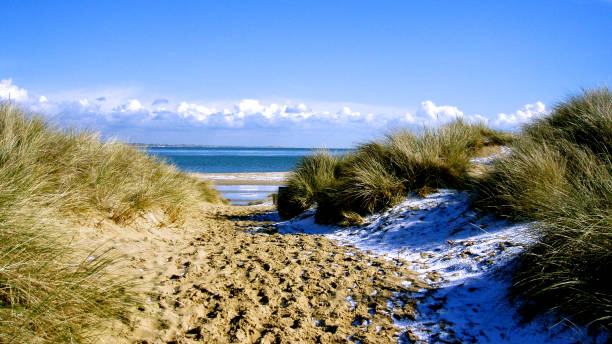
[130,143,353,150]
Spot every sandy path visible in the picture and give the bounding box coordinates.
[90,204,425,343]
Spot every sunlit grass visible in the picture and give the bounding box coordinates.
[0,103,222,342]
[278,119,512,224]
[474,88,612,331]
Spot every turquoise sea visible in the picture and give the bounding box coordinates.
[145,147,349,173]
[145,146,350,204]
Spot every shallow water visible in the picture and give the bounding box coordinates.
[144,146,350,204]
[144,146,350,173]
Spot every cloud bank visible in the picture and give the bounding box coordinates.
[0,79,28,102]
[0,78,546,146]
[493,102,547,128]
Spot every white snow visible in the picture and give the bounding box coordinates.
[470,146,512,165]
[277,189,607,343]
[346,295,358,311]
[250,200,274,207]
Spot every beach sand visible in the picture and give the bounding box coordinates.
[192,172,289,205]
[191,172,290,185]
[83,202,424,343]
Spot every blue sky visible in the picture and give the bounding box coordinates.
[1,0,611,147]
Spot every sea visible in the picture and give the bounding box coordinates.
[144,146,350,205]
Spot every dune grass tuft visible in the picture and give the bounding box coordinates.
[333,149,406,217]
[474,88,612,331]
[277,151,341,219]
[278,119,512,224]
[0,103,223,342]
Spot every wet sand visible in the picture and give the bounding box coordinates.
[192,172,289,205]
[87,203,425,343]
[191,172,290,186]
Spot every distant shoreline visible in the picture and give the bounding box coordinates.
[132,143,352,150]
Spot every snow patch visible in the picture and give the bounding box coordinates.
[278,190,606,343]
[469,146,512,165]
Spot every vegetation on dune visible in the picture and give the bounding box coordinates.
[474,88,612,331]
[0,103,223,343]
[278,119,513,224]
[0,222,130,343]
[277,151,342,219]
[279,89,611,333]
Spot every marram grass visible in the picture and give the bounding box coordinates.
[474,88,612,331]
[278,119,513,223]
[280,89,611,334]
[277,150,341,219]
[0,103,222,343]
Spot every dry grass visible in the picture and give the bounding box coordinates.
[278,119,512,224]
[334,149,405,217]
[474,88,612,331]
[277,151,342,219]
[0,103,223,343]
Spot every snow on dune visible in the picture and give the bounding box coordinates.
[469,146,512,166]
[277,190,607,343]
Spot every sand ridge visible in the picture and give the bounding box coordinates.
[89,204,426,343]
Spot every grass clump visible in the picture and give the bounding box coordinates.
[332,147,405,218]
[0,223,131,343]
[277,151,341,219]
[474,88,612,331]
[0,103,222,342]
[278,119,512,224]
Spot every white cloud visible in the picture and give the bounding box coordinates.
[0,78,28,102]
[0,78,548,143]
[170,100,377,128]
[494,102,546,129]
[236,99,265,114]
[407,101,490,126]
[471,114,489,123]
[417,100,464,122]
[177,102,215,121]
[403,112,416,123]
[122,99,144,112]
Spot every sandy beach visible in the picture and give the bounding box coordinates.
[191,172,290,186]
[191,172,290,205]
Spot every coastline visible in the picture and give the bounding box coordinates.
[191,171,290,185]
[192,172,289,205]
